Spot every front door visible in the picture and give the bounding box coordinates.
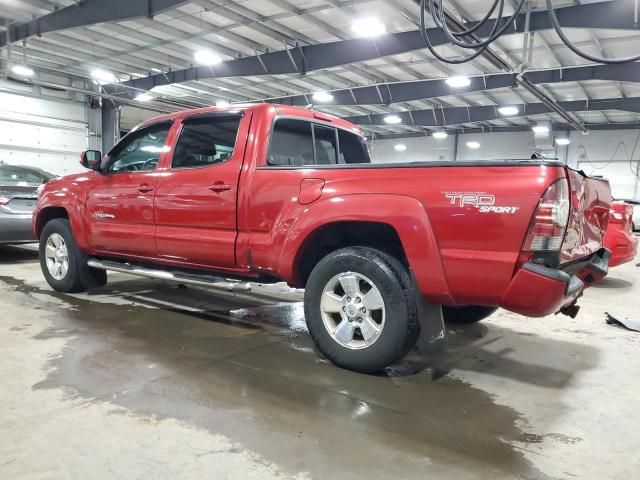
[153,112,251,268]
[86,121,173,257]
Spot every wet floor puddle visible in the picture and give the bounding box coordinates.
[1,272,592,479]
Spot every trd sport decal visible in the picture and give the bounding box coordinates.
[443,192,519,214]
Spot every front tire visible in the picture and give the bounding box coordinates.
[39,218,107,293]
[304,247,419,373]
[443,305,498,324]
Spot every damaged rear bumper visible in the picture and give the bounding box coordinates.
[499,248,610,318]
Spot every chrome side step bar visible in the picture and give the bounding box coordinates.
[87,258,252,291]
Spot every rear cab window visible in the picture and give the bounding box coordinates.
[0,165,54,185]
[268,118,371,166]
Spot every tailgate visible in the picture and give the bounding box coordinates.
[561,169,612,264]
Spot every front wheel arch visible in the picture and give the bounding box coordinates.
[35,206,69,239]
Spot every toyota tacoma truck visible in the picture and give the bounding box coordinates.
[34,104,612,373]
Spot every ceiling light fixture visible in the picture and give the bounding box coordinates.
[11,65,34,77]
[466,141,481,149]
[498,106,519,116]
[134,92,153,102]
[216,100,231,107]
[91,68,117,84]
[446,76,471,88]
[532,125,550,134]
[384,114,402,124]
[312,91,334,102]
[394,143,407,152]
[194,50,222,66]
[555,137,571,146]
[433,131,448,139]
[351,17,387,38]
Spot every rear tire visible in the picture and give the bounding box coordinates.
[443,305,498,324]
[304,247,419,373]
[39,218,107,293]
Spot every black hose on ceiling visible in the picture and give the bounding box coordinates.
[419,0,640,65]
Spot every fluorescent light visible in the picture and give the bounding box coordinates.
[433,131,448,139]
[556,137,571,146]
[194,50,222,65]
[216,100,231,107]
[466,141,480,149]
[532,125,550,134]
[394,143,407,152]
[446,76,471,88]
[384,114,402,124]
[91,68,117,84]
[498,106,519,116]
[134,92,153,102]
[11,65,34,77]
[351,17,387,38]
[312,91,334,102]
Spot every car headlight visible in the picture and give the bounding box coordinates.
[36,183,45,197]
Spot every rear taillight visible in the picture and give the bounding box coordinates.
[609,210,625,224]
[523,179,570,252]
[0,196,10,206]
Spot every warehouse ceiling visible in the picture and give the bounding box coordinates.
[1,0,640,138]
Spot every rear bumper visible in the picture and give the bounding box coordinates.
[0,213,37,244]
[499,248,610,317]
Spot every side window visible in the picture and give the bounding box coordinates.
[313,125,338,165]
[268,119,314,166]
[106,123,171,174]
[338,129,371,164]
[172,114,242,169]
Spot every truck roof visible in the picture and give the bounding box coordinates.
[135,103,364,136]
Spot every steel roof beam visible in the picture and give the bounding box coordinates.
[266,62,640,106]
[0,0,192,47]
[369,122,640,139]
[348,97,640,127]
[120,0,632,91]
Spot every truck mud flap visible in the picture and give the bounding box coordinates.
[410,271,446,354]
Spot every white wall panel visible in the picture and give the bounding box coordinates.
[370,129,640,200]
[369,135,455,163]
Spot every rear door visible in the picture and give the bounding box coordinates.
[86,121,173,257]
[153,112,250,267]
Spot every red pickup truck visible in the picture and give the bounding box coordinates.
[34,104,612,373]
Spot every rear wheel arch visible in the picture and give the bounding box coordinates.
[293,221,408,288]
[276,193,452,303]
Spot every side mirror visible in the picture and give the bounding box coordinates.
[80,150,102,171]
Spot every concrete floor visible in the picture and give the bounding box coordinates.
[0,245,639,480]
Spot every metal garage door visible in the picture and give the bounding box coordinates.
[0,84,89,177]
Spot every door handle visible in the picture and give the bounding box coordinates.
[209,182,232,193]
[137,184,154,193]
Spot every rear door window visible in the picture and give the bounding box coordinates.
[172,114,243,169]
